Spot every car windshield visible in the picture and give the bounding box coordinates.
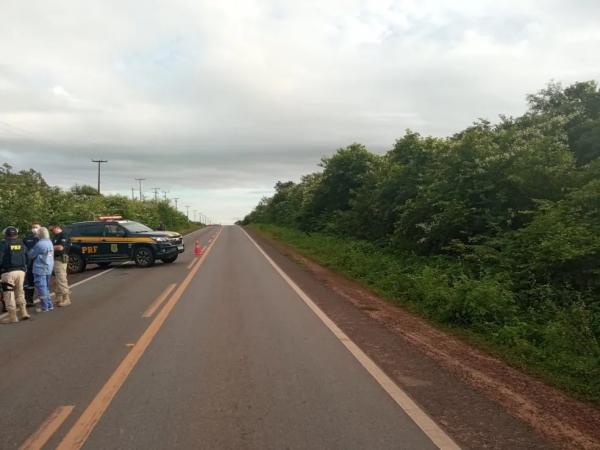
[121,221,153,233]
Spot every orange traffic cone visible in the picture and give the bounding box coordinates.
[194,240,203,256]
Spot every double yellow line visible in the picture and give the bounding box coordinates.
[20,227,222,450]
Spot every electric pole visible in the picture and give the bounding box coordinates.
[185,205,190,219]
[151,187,160,202]
[131,187,135,200]
[162,190,169,201]
[172,198,179,210]
[92,159,108,194]
[135,178,146,201]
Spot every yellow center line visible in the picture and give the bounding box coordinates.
[19,405,75,450]
[142,283,176,318]
[56,226,223,450]
[186,256,201,270]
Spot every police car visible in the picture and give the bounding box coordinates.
[64,216,185,273]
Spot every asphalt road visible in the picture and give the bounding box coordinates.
[1,226,454,450]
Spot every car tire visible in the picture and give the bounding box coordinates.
[161,255,178,264]
[133,246,155,268]
[68,253,86,273]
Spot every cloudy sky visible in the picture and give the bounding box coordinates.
[1,1,598,223]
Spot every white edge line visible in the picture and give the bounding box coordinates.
[0,227,209,320]
[70,267,117,288]
[238,226,461,450]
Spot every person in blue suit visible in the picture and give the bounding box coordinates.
[28,227,54,312]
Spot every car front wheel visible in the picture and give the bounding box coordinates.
[68,253,86,273]
[161,255,178,264]
[133,246,155,268]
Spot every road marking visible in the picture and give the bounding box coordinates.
[125,343,135,347]
[70,267,117,288]
[19,405,75,450]
[239,227,461,450]
[56,226,223,450]
[186,257,201,270]
[142,283,176,318]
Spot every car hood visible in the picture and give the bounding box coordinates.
[135,231,181,238]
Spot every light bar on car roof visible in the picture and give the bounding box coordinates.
[97,215,123,221]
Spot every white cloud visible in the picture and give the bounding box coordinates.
[0,0,599,222]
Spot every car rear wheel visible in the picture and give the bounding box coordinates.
[161,255,178,264]
[133,246,155,268]
[68,253,86,273]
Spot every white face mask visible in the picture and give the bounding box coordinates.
[31,227,40,235]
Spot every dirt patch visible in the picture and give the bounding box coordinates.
[251,229,600,450]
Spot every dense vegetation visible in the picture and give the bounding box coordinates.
[243,81,600,403]
[0,164,196,233]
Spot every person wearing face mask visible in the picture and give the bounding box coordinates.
[23,222,41,307]
[28,227,54,312]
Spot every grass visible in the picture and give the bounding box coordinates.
[176,223,206,235]
[249,223,600,405]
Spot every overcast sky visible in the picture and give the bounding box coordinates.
[1,1,598,223]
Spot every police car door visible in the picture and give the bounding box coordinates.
[102,223,130,261]
[77,223,104,262]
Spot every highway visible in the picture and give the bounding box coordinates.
[0,226,550,449]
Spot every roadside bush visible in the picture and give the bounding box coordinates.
[251,223,600,403]
[244,80,600,402]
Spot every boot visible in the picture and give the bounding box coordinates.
[55,294,64,307]
[1,310,19,324]
[18,304,30,320]
[60,296,71,307]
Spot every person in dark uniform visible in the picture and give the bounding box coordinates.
[50,224,71,307]
[0,226,30,323]
[23,222,41,306]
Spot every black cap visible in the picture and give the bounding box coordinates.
[4,226,18,237]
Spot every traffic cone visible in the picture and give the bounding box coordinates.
[194,240,202,256]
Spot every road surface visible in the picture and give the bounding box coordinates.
[0,226,547,449]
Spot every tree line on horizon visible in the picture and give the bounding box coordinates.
[0,165,193,233]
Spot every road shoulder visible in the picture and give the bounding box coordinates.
[245,227,600,450]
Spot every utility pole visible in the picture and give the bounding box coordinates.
[193,210,197,222]
[162,190,169,201]
[172,198,179,210]
[131,187,135,200]
[152,187,160,202]
[135,178,146,201]
[184,205,190,219]
[92,159,108,194]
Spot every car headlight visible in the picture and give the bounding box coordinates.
[153,237,168,242]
